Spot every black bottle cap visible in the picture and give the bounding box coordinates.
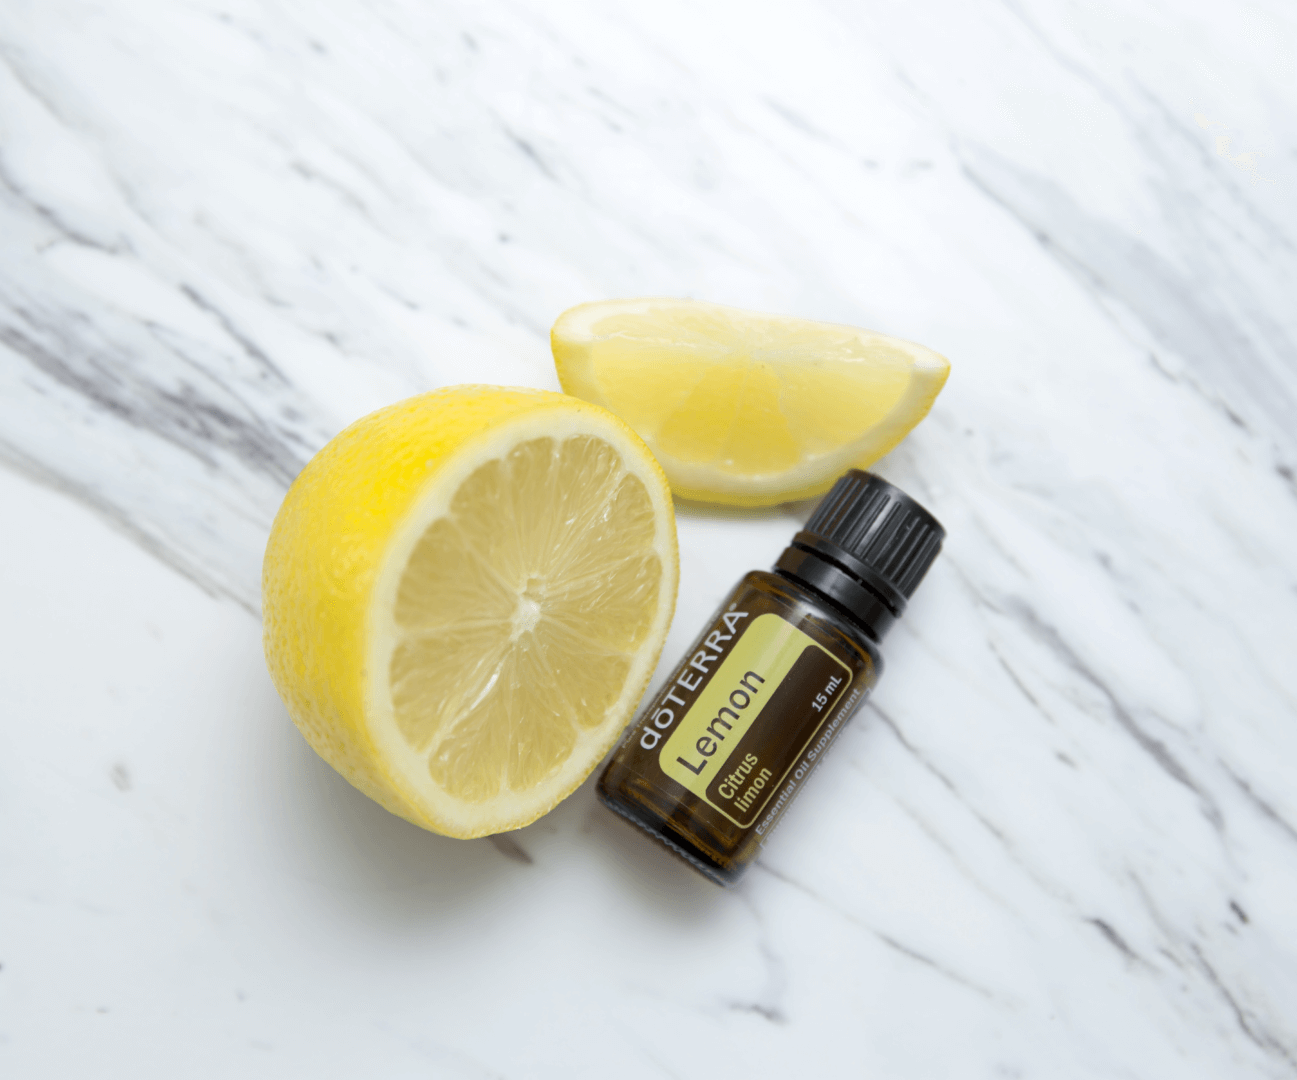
[774,470,945,639]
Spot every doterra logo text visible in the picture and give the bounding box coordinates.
[637,609,748,750]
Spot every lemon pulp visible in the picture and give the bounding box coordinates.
[387,434,662,802]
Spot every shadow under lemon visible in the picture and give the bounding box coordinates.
[246,657,728,925]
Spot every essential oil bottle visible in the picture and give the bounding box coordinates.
[597,470,945,886]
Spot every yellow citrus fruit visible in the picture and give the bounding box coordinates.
[262,386,678,837]
[552,298,950,506]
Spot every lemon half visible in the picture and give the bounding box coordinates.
[553,298,950,506]
[262,386,678,837]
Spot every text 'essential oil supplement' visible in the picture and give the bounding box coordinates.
[597,470,944,884]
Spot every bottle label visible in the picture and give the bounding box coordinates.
[659,612,853,828]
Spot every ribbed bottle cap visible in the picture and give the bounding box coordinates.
[775,470,945,634]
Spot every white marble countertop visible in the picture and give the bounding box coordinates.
[3,2,1296,1076]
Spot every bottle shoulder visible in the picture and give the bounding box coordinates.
[738,570,884,675]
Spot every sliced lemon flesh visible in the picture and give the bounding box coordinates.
[552,298,950,506]
[262,387,678,838]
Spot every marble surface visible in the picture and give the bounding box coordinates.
[3,1,1296,1076]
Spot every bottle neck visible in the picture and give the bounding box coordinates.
[773,543,901,641]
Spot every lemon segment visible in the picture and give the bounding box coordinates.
[262,386,678,838]
[552,298,949,506]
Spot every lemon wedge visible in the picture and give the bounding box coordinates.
[552,298,950,506]
[262,386,678,837]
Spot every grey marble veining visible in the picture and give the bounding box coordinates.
[2,1,1296,1076]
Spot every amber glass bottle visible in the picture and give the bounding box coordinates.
[597,470,945,885]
